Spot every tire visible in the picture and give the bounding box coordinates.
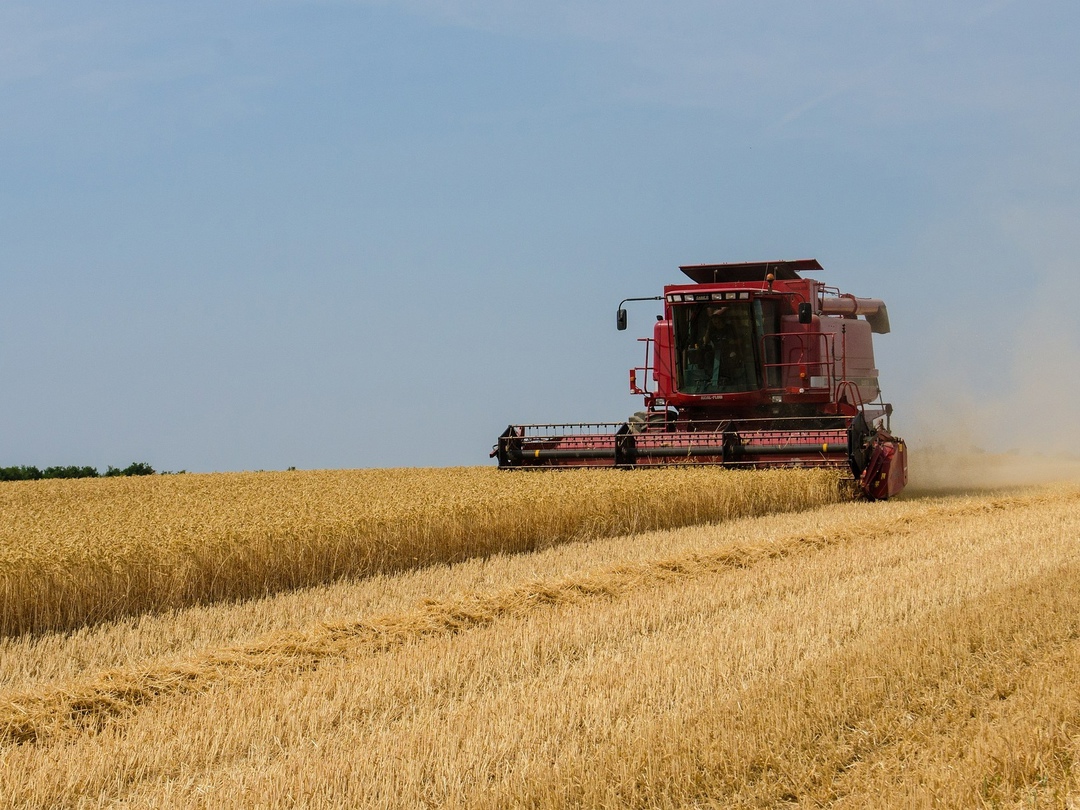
[627,410,677,433]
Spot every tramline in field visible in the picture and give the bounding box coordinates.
[493,259,907,499]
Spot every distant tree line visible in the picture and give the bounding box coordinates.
[0,462,160,481]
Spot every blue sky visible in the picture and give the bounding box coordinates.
[3,1,1078,470]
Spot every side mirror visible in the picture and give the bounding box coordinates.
[798,303,813,325]
[616,308,627,331]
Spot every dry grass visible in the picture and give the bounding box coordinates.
[1,484,1078,807]
[0,466,840,637]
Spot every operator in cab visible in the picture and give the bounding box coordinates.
[679,304,758,394]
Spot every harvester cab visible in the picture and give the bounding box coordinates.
[494,259,907,499]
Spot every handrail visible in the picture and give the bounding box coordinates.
[629,337,654,396]
[758,330,836,391]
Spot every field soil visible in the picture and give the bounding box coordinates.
[1,468,1078,808]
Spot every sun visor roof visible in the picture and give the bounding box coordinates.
[679,259,823,284]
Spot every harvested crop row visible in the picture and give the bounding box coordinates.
[0,488,1055,747]
[0,466,840,637]
[2,485,1078,808]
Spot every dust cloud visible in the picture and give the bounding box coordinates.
[905,448,1080,496]
[901,267,1080,495]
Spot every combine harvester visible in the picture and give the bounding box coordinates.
[493,259,907,499]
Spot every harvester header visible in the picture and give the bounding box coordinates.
[493,259,907,499]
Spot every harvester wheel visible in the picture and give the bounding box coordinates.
[627,410,677,433]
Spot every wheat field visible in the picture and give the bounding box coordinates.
[0,472,1078,808]
[0,467,840,638]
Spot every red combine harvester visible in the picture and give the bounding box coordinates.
[492,259,907,499]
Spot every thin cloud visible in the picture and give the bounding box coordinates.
[768,83,856,134]
[345,0,1070,154]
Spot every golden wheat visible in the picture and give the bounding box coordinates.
[0,466,840,637]
[1,485,1077,808]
